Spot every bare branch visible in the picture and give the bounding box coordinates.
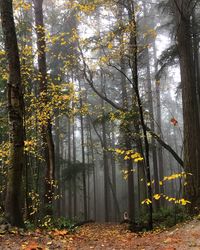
[79,45,126,112]
[146,126,184,167]
[78,43,183,168]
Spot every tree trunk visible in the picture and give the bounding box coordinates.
[55,115,61,217]
[101,75,110,222]
[68,118,72,219]
[118,4,135,222]
[33,0,55,215]
[86,120,91,219]
[192,11,200,109]
[127,1,153,229]
[79,82,88,220]
[0,0,25,227]
[88,119,97,220]
[72,113,77,217]
[146,47,160,210]
[153,42,164,200]
[110,123,120,221]
[174,0,200,210]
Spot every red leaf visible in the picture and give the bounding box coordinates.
[170,118,178,126]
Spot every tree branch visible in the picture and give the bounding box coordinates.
[146,126,184,167]
[79,45,127,112]
[78,44,184,168]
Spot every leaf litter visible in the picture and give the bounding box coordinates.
[0,219,199,249]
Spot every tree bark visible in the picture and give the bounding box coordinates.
[118,3,135,222]
[127,0,153,229]
[174,0,200,210]
[55,115,61,217]
[33,0,55,215]
[101,74,110,222]
[146,47,160,210]
[153,42,164,200]
[68,118,72,218]
[72,112,77,217]
[79,82,88,220]
[0,0,25,227]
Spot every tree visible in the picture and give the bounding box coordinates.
[33,0,55,215]
[0,0,25,227]
[173,0,200,211]
[0,0,194,227]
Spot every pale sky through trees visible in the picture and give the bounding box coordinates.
[0,2,199,246]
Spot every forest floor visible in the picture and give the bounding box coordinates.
[0,219,200,250]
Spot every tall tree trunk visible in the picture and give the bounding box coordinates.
[142,0,159,212]
[20,0,34,221]
[55,116,61,217]
[110,123,120,221]
[88,119,97,220]
[0,0,25,227]
[153,42,164,200]
[61,141,65,216]
[68,118,72,218]
[101,77,110,222]
[127,0,153,229]
[174,0,200,210]
[72,114,77,217]
[86,120,91,219]
[79,82,88,220]
[192,11,200,109]
[146,47,160,210]
[118,4,135,222]
[33,0,55,215]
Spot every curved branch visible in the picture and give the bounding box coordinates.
[79,46,126,112]
[146,126,184,167]
[78,44,183,167]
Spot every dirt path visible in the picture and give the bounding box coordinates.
[0,219,200,249]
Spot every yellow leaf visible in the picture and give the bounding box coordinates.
[124,155,130,160]
[141,198,152,205]
[107,43,113,49]
[153,194,161,200]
